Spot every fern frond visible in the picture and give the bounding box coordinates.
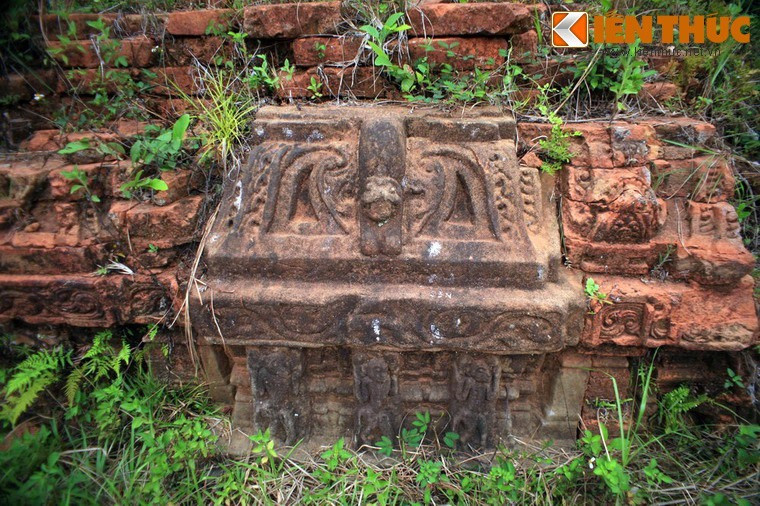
[5,348,67,395]
[113,341,131,377]
[65,367,85,405]
[83,331,111,361]
[3,372,56,425]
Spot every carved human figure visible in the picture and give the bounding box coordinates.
[248,348,306,445]
[450,355,501,447]
[353,354,399,446]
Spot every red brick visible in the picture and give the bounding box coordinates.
[40,14,117,39]
[0,245,95,274]
[638,82,680,107]
[564,235,672,275]
[243,2,342,38]
[152,170,193,206]
[292,36,364,67]
[652,117,717,146]
[10,232,58,249]
[162,36,229,66]
[670,201,755,285]
[610,123,657,167]
[511,30,538,59]
[277,70,315,99]
[0,158,59,202]
[0,272,179,327]
[278,67,392,100]
[321,67,392,98]
[121,272,180,324]
[57,68,134,94]
[40,13,167,38]
[407,37,506,70]
[0,74,33,102]
[47,36,155,68]
[519,122,613,168]
[47,162,104,201]
[651,156,734,202]
[408,2,534,36]
[113,13,168,36]
[20,130,62,151]
[0,274,119,327]
[166,9,234,36]
[583,274,758,351]
[148,66,200,95]
[112,195,203,248]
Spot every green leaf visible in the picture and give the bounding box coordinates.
[172,114,190,143]
[385,12,405,28]
[147,179,168,191]
[360,25,380,40]
[59,139,91,154]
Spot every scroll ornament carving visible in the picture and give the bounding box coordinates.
[236,143,355,235]
[598,302,646,340]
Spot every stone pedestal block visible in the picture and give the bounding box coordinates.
[192,106,586,448]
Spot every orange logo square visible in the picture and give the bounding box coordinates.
[552,12,589,48]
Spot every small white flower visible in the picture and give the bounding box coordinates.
[33,93,44,101]
[151,46,160,53]
[588,457,596,469]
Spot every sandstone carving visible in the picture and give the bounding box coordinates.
[248,348,307,445]
[191,106,588,446]
[450,355,501,447]
[353,353,399,446]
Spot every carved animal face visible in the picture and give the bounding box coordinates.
[361,176,401,222]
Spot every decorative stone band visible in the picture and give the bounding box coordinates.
[193,271,583,354]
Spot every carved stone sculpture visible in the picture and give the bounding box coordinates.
[192,106,586,448]
[248,348,307,445]
[450,355,501,447]
[352,353,399,446]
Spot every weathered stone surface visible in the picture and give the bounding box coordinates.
[560,154,752,284]
[207,346,588,448]
[583,274,758,350]
[0,157,62,206]
[202,106,565,288]
[408,3,534,36]
[192,105,585,447]
[0,245,95,274]
[243,2,342,39]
